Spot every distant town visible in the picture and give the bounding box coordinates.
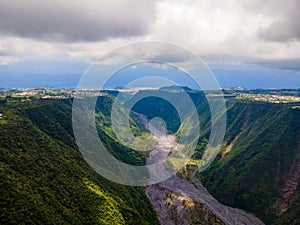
[0,87,300,105]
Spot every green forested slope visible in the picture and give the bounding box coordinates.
[0,97,158,225]
[1,89,300,225]
[131,88,300,225]
[200,100,300,225]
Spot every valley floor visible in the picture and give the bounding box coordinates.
[143,116,265,225]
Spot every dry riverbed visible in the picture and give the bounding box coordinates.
[141,115,265,225]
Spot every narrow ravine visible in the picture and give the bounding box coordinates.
[141,115,265,225]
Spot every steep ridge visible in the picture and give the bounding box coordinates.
[1,89,300,224]
[201,101,300,224]
[131,89,300,224]
[0,98,159,225]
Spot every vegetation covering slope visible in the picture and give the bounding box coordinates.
[131,88,300,225]
[0,96,159,224]
[1,88,300,225]
[200,99,300,225]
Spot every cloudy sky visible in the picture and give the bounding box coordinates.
[0,0,300,88]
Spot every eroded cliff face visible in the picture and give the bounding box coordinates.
[222,110,250,157]
[274,136,300,212]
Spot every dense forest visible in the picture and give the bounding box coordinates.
[0,97,158,225]
[200,100,300,225]
[131,88,300,225]
[1,88,300,224]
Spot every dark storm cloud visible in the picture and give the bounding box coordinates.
[0,0,158,42]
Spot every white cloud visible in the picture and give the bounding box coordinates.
[0,56,23,65]
[0,0,299,70]
[149,0,300,58]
